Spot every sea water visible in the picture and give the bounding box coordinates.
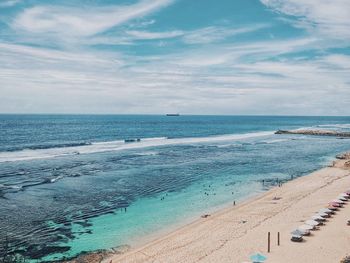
[0,115,350,261]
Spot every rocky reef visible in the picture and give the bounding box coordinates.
[335,152,350,168]
[57,245,130,263]
[336,152,350,160]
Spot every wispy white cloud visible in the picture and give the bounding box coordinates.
[0,0,21,8]
[0,42,123,65]
[82,24,268,46]
[125,30,184,40]
[13,0,174,37]
[1,37,349,115]
[1,0,349,115]
[173,37,319,66]
[107,24,269,45]
[129,19,156,28]
[260,0,350,39]
[322,54,350,70]
[182,24,268,44]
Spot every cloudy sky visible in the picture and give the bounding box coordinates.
[0,0,349,115]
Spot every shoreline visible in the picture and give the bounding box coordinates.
[63,152,350,263]
[61,182,271,263]
[95,153,350,263]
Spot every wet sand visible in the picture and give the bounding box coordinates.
[103,155,350,263]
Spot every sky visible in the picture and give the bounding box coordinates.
[0,0,349,115]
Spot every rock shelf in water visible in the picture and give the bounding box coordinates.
[275,129,350,137]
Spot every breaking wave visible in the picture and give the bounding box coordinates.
[316,124,350,130]
[0,131,274,163]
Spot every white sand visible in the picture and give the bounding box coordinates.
[104,158,350,263]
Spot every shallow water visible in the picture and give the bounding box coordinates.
[0,115,350,261]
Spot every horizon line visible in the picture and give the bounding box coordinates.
[0,113,349,117]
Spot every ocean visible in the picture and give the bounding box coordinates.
[1,115,350,261]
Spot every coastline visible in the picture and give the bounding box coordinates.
[95,153,350,263]
[61,153,350,263]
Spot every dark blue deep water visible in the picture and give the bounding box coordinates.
[0,115,350,261]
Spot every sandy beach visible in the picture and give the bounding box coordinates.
[100,154,350,263]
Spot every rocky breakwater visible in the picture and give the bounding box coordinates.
[275,129,350,137]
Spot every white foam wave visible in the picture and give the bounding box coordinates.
[316,124,350,129]
[215,143,240,148]
[0,131,274,163]
[135,151,159,156]
[262,139,291,144]
[50,175,64,183]
[293,126,314,131]
[0,184,22,190]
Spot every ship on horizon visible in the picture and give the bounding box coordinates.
[166,113,180,116]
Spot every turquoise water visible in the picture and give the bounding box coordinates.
[0,115,350,261]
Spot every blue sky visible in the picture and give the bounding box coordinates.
[0,0,349,115]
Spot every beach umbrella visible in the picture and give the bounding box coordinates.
[291,229,305,236]
[339,193,350,199]
[327,205,338,211]
[296,228,310,235]
[250,253,267,263]
[319,208,333,214]
[316,212,329,218]
[332,199,345,204]
[329,202,341,207]
[311,215,325,222]
[339,193,349,197]
[305,220,319,226]
[338,194,350,201]
[337,196,348,201]
[299,224,314,230]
